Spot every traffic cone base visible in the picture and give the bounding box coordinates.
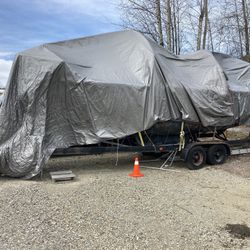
[129,158,144,178]
[129,172,144,178]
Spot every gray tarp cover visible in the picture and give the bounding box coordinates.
[0,30,250,178]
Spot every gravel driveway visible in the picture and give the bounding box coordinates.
[0,153,250,249]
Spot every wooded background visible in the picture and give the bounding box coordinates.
[119,0,250,59]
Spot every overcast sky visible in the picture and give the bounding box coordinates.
[0,0,121,87]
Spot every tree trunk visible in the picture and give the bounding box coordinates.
[166,0,172,51]
[202,0,208,49]
[156,0,164,46]
[197,1,204,50]
[235,0,243,57]
[242,0,250,55]
[173,0,178,54]
[176,1,181,54]
[208,19,214,51]
[177,24,180,54]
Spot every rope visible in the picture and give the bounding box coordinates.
[138,132,145,146]
[144,131,157,151]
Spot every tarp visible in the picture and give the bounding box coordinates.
[213,52,250,124]
[0,30,249,178]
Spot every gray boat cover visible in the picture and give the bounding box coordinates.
[213,52,250,124]
[0,30,250,178]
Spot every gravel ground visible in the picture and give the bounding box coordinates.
[0,153,250,250]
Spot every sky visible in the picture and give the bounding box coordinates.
[0,0,121,87]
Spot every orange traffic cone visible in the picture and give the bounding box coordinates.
[129,157,144,178]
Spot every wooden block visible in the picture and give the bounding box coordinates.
[50,170,76,182]
[50,170,73,176]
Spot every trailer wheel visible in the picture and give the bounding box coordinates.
[186,146,206,170]
[207,145,227,165]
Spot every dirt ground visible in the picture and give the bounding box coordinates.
[0,152,250,250]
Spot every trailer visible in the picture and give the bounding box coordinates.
[52,122,250,170]
[2,30,250,178]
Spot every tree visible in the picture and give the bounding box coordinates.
[118,0,250,57]
[155,0,164,46]
[242,0,250,55]
[196,0,209,50]
[166,0,172,50]
[197,1,204,50]
[235,0,243,56]
[202,0,208,49]
[119,0,160,44]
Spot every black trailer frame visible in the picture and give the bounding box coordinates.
[52,122,250,170]
[52,133,250,170]
[53,143,178,156]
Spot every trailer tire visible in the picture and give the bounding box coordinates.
[186,146,206,170]
[207,145,227,165]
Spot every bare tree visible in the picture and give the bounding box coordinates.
[119,0,160,43]
[166,0,172,50]
[235,0,243,56]
[119,0,188,52]
[118,0,250,57]
[155,0,164,46]
[202,0,208,49]
[197,1,204,50]
[212,0,248,56]
[242,0,250,54]
[196,0,209,50]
